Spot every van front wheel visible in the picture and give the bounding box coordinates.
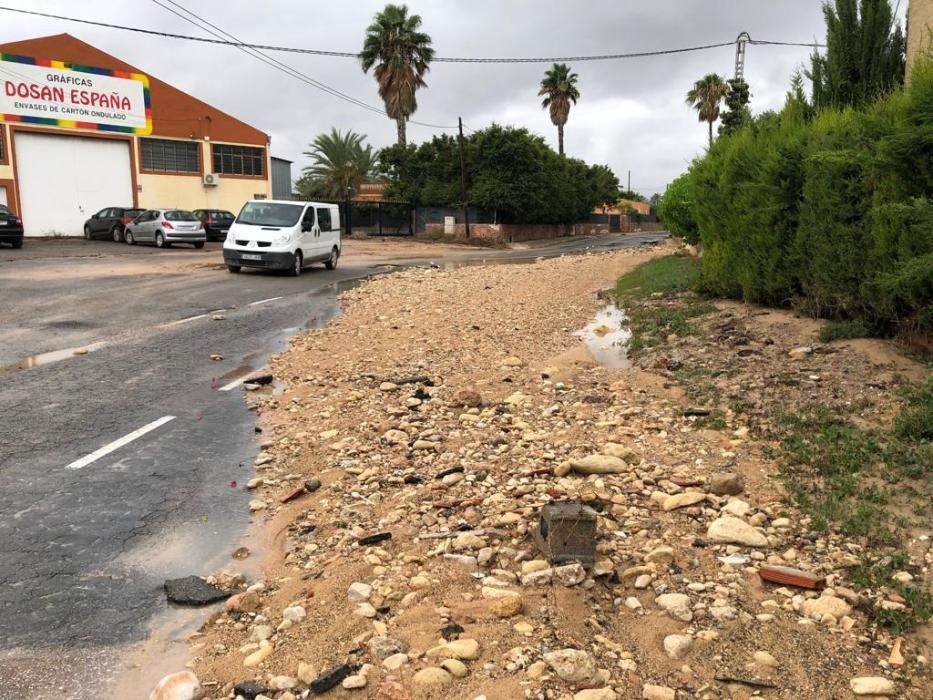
[325,247,339,270]
[289,250,303,277]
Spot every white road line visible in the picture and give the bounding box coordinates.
[65,416,176,470]
[248,296,283,307]
[159,313,209,328]
[218,376,249,392]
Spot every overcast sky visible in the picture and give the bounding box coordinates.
[0,1,909,196]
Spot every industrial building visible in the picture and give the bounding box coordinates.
[0,34,273,236]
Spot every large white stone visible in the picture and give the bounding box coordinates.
[849,677,896,696]
[707,516,768,547]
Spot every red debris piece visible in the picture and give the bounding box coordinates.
[280,486,307,504]
[230,480,237,488]
[759,564,825,590]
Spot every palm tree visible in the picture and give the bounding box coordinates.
[302,129,377,199]
[360,4,435,146]
[538,63,580,156]
[686,73,730,148]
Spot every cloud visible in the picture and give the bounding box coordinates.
[0,0,908,195]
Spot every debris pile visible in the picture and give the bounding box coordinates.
[180,246,930,699]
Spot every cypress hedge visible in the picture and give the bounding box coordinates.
[685,59,933,336]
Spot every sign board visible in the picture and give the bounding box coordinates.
[0,53,151,134]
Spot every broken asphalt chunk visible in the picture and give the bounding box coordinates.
[233,680,270,700]
[163,576,230,606]
[310,664,359,694]
[358,532,392,546]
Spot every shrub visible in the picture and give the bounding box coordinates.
[657,173,699,244]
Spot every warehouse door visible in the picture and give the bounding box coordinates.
[14,132,133,237]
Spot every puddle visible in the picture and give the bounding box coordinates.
[1,340,108,374]
[576,305,632,369]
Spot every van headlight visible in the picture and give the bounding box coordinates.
[273,233,290,246]
[225,229,236,242]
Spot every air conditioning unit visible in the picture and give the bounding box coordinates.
[202,173,220,187]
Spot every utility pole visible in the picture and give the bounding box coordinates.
[734,32,750,80]
[627,170,631,192]
[458,117,470,239]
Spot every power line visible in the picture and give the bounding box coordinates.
[146,0,457,129]
[0,6,826,61]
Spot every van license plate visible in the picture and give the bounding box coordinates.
[241,254,262,261]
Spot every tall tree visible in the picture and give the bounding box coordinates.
[686,73,730,148]
[719,78,752,136]
[360,4,435,146]
[538,63,580,155]
[807,0,905,110]
[302,129,377,199]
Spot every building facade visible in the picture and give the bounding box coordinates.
[0,34,272,236]
[907,0,933,80]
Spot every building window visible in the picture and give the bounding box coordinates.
[212,144,264,177]
[0,125,6,164]
[140,138,200,173]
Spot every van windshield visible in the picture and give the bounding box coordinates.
[237,202,303,227]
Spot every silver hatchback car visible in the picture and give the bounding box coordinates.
[125,208,207,248]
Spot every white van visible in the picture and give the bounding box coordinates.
[222,200,341,276]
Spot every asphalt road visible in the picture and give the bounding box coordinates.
[0,232,666,699]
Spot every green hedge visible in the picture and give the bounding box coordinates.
[688,60,933,336]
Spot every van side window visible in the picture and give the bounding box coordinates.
[302,207,316,228]
[316,208,331,231]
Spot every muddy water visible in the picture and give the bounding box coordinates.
[576,305,632,369]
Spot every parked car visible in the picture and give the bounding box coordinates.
[83,207,145,242]
[0,204,24,249]
[192,209,235,241]
[222,200,341,276]
[124,209,206,248]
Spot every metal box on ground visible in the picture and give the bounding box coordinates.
[533,502,598,567]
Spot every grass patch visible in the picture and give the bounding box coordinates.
[893,374,933,442]
[818,319,871,342]
[613,254,699,299]
[613,255,711,353]
[849,552,933,634]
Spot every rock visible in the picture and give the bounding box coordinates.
[452,388,482,407]
[602,442,638,462]
[270,676,297,690]
[379,382,398,391]
[248,499,268,512]
[209,353,224,361]
[624,597,642,609]
[233,681,271,700]
[721,499,751,517]
[753,650,779,667]
[570,454,628,475]
[849,677,895,696]
[374,680,411,700]
[514,621,534,635]
[243,641,273,667]
[148,671,200,700]
[369,636,407,660]
[225,591,261,613]
[163,576,230,606]
[662,492,706,511]
[297,663,315,684]
[574,690,617,700]
[453,532,486,550]
[801,595,852,620]
[501,356,524,367]
[427,638,480,660]
[707,516,768,547]
[282,605,305,622]
[521,560,549,574]
[709,472,744,495]
[412,667,452,685]
[490,594,523,617]
[383,653,409,670]
[543,648,600,687]
[482,585,521,600]
[644,546,675,564]
[304,478,322,493]
[355,603,377,618]
[634,574,652,589]
[663,634,693,660]
[526,661,548,679]
[440,658,469,678]
[656,593,693,622]
[348,582,373,602]
[554,562,587,586]
[889,637,905,666]
[788,346,813,359]
[342,674,367,690]
[642,685,676,700]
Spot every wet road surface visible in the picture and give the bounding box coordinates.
[0,233,667,698]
